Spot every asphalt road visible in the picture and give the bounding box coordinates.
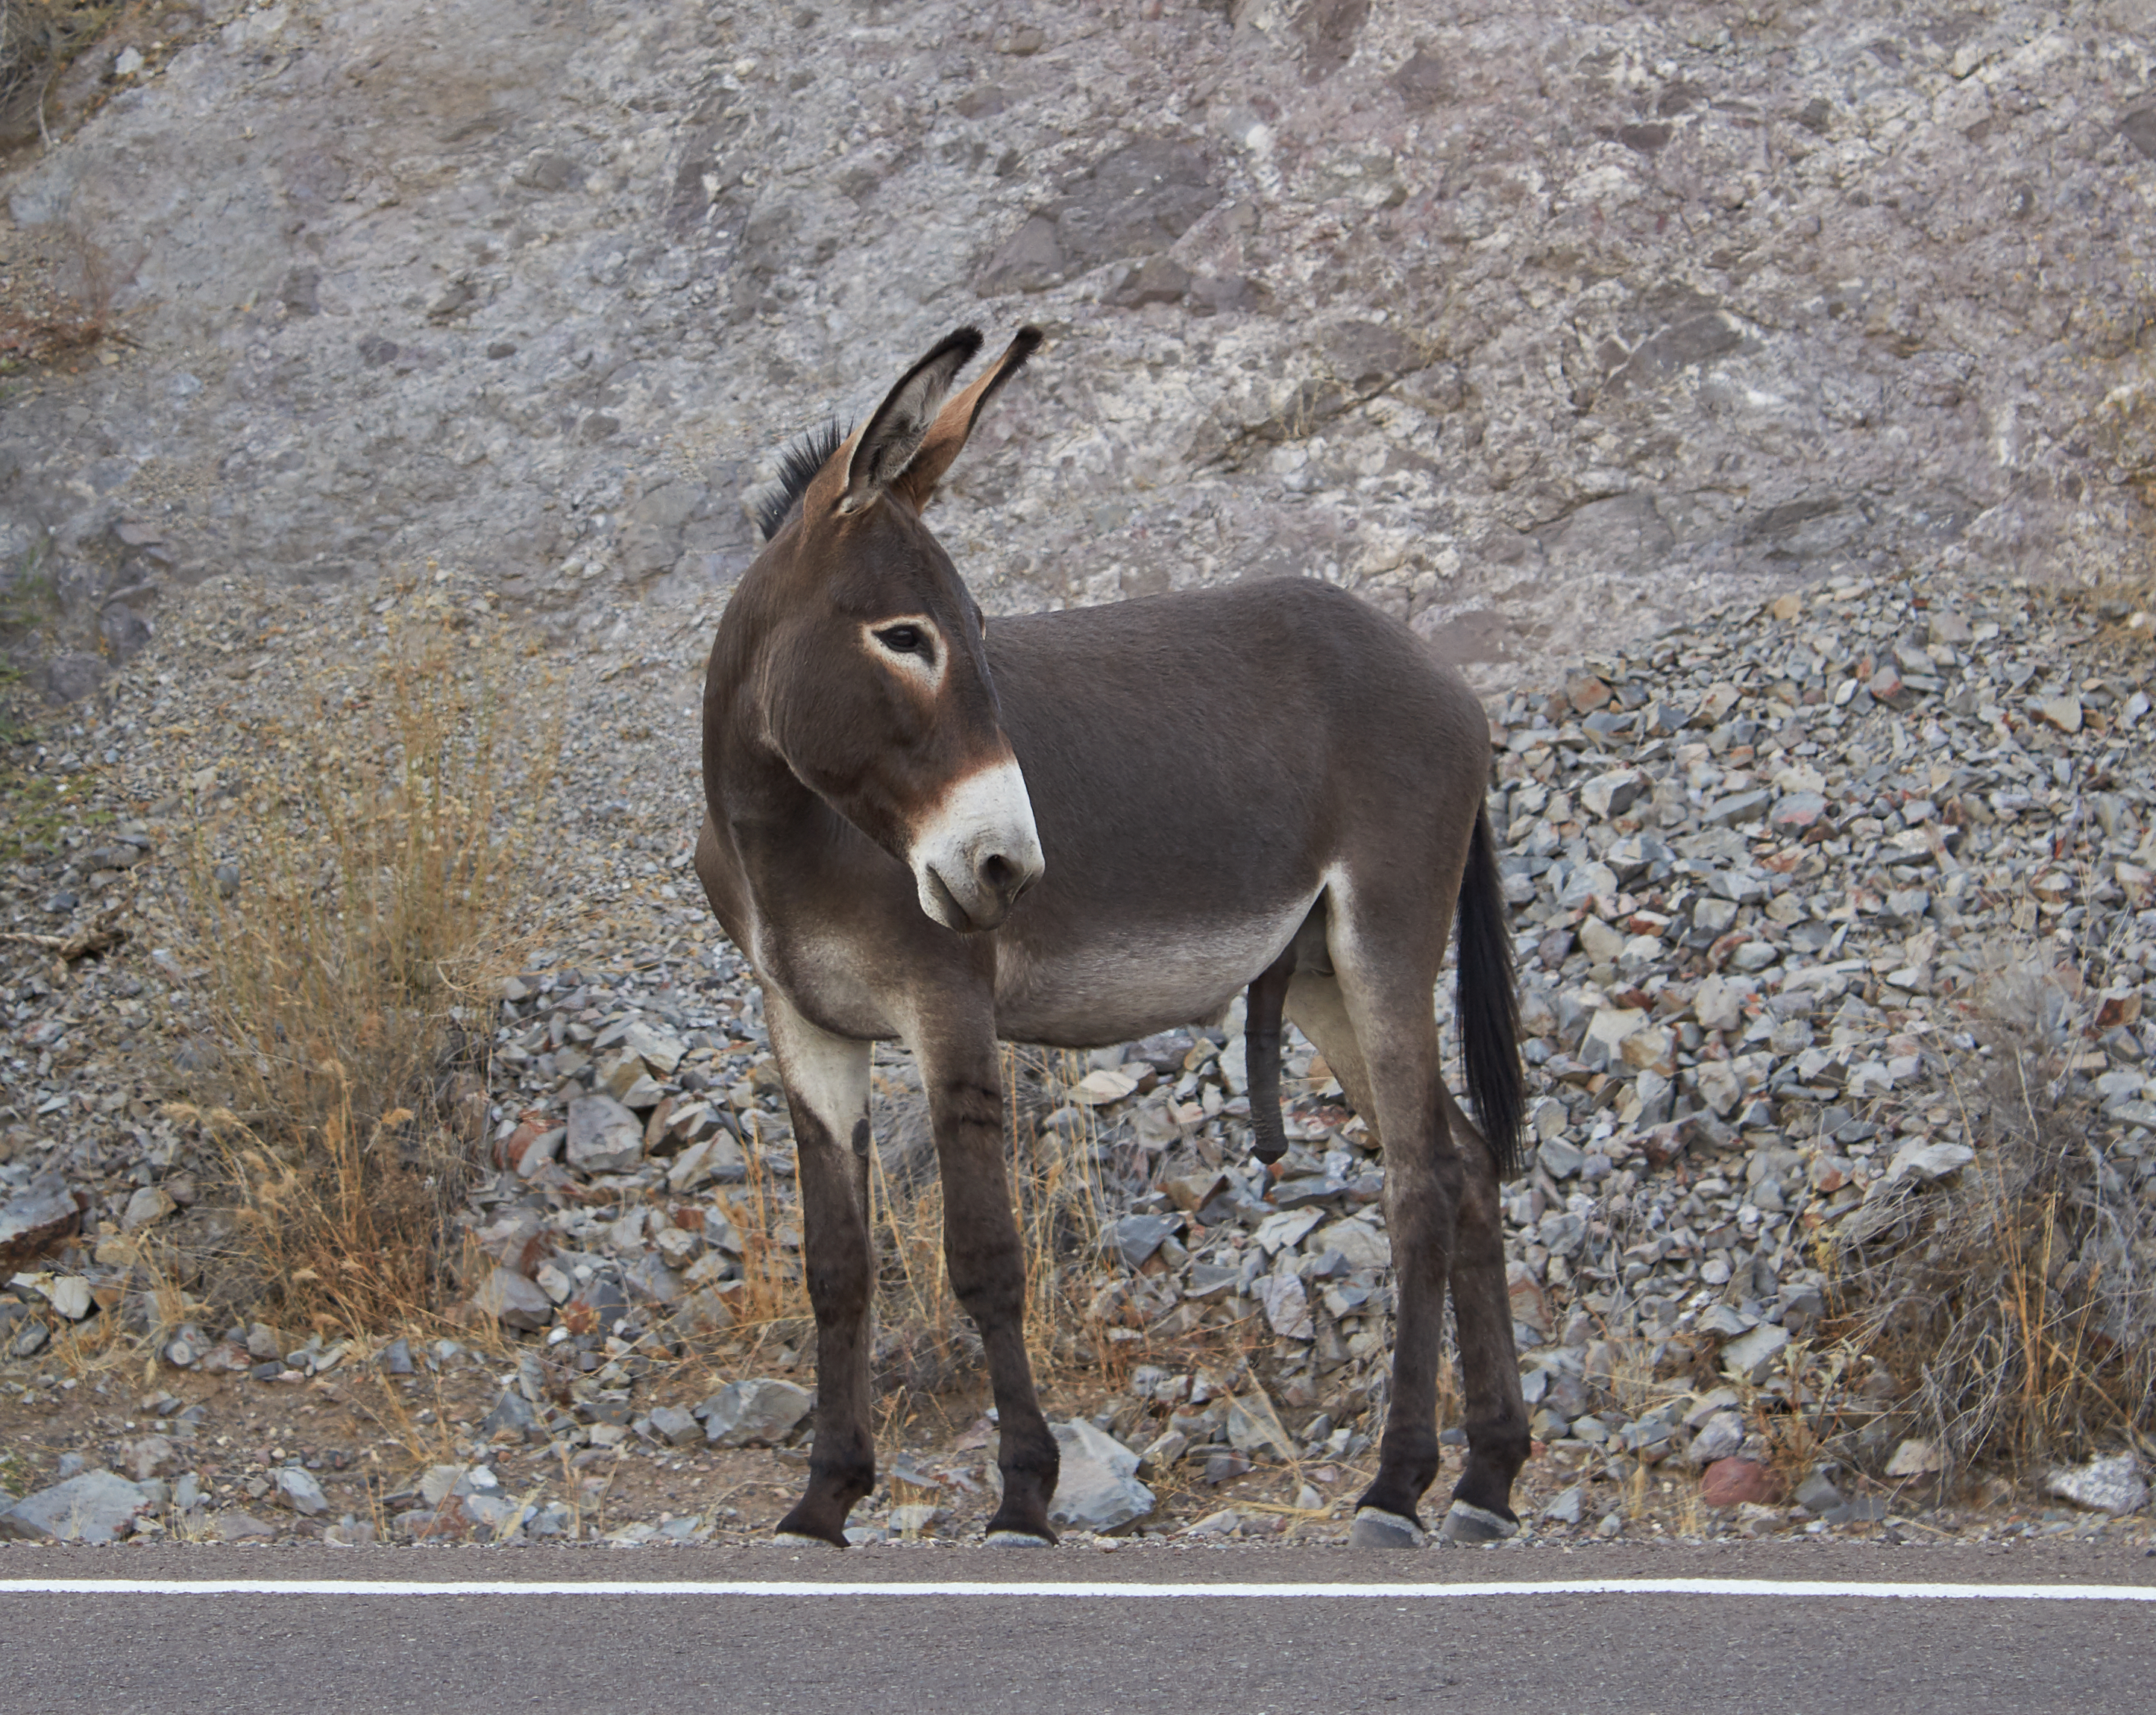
[4,1539,2152,1714]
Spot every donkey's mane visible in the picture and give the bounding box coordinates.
[750,419,849,543]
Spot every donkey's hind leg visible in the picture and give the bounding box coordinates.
[1287,968,1459,1548]
[764,993,877,1548]
[1433,1088,1529,1544]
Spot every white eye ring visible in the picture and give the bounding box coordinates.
[861,616,944,691]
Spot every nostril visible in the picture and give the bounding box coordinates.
[978,853,1014,894]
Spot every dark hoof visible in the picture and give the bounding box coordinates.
[984,1529,1056,1548]
[1348,1506,1426,1549]
[773,1506,849,1549]
[1436,1500,1521,1546]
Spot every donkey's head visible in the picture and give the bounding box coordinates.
[741,327,1046,933]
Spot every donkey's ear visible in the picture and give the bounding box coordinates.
[891,327,1043,511]
[837,327,985,514]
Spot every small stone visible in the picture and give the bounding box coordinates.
[666,1131,747,1191]
[699,1378,812,1447]
[1769,793,1831,834]
[1885,1139,1975,1183]
[273,1467,330,1515]
[1310,1217,1389,1273]
[1073,1068,1139,1107]
[1884,1438,1943,1478]
[121,1184,177,1230]
[2038,694,2083,734]
[1688,1412,1745,1467]
[1699,1458,1780,1508]
[1694,1060,1744,1118]
[1256,1271,1313,1340]
[1163,1171,1231,1214]
[1705,788,1773,827]
[1580,1006,1647,1068]
[566,1094,645,1173]
[648,1405,700,1447]
[1694,683,1742,726]
[1542,1485,1585,1525]
[1108,1212,1180,1268]
[0,1179,82,1270]
[1720,1322,1789,1385]
[121,1435,178,1482]
[1049,1420,1154,1534]
[163,1324,210,1368]
[602,1056,667,1110]
[1580,769,1644,819]
[1619,1025,1676,1073]
[620,1022,687,1075]
[213,1511,277,1541]
[37,1276,93,1321]
[1225,1391,1298,1463]
[480,1389,541,1441]
[1577,916,1626,964]
[2045,1453,2146,1516]
[1537,1136,1586,1180]
[0,1471,153,1543]
[1795,1468,1847,1514]
[470,1267,554,1332]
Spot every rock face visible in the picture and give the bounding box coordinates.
[4,1,2153,693]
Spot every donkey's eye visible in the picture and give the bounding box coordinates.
[875,624,926,655]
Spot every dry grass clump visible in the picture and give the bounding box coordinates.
[864,1047,1112,1400]
[170,600,558,1335]
[0,1,115,144]
[1829,956,2156,1477]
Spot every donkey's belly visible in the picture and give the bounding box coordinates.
[991,901,1313,1047]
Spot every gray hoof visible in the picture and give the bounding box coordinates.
[1436,1500,1521,1546]
[773,1531,841,1549]
[1348,1506,1426,1549]
[985,1529,1055,1548]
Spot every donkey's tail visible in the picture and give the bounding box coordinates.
[1455,799,1524,1178]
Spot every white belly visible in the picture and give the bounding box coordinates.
[991,901,1316,1047]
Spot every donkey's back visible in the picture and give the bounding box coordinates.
[985,578,1492,1048]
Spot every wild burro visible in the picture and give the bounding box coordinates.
[694,327,1527,1549]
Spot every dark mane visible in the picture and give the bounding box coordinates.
[750,419,848,542]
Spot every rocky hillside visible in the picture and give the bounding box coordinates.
[4,0,2155,700]
[3,550,2152,1546]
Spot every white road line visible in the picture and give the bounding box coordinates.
[1,1579,2153,1602]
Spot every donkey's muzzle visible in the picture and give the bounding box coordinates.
[911,758,1044,934]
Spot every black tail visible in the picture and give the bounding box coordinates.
[1455,799,1524,1178]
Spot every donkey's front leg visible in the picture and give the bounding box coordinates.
[764,992,876,1548]
[911,1013,1060,1543]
